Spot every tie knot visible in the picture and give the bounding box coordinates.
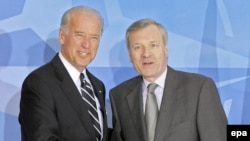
[147,83,158,94]
[80,73,85,80]
[80,73,86,86]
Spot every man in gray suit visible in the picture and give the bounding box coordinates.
[109,18,227,141]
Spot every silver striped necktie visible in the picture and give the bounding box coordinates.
[145,83,158,141]
[80,73,101,141]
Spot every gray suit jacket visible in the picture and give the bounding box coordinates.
[19,54,109,141]
[109,66,227,141]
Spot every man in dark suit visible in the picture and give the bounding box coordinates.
[110,18,227,141]
[19,6,109,141]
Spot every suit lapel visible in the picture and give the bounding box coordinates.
[51,55,96,140]
[154,67,181,141]
[87,70,109,139]
[87,70,106,116]
[126,77,148,141]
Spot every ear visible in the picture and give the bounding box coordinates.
[164,46,168,58]
[59,29,65,44]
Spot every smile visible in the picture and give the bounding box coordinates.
[78,51,88,56]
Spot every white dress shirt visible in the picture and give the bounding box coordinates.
[59,52,103,139]
[142,68,167,113]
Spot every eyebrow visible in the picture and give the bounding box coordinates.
[74,31,100,37]
[149,41,158,44]
[74,31,84,34]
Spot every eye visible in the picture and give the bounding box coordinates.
[75,32,83,37]
[91,36,99,41]
[151,43,158,48]
[133,45,142,51]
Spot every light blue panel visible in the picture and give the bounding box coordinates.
[0,0,25,20]
[0,29,56,66]
[1,0,250,140]
[0,112,21,141]
[0,113,4,141]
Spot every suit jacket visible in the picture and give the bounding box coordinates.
[110,66,227,141]
[19,54,109,141]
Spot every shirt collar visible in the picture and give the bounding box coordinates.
[143,68,168,89]
[59,52,86,83]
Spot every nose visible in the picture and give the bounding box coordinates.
[81,37,90,48]
[142,47,151,57]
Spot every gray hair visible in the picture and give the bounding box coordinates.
[126,18,168,49]
[60,5,104,34]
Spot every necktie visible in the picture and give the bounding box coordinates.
[145,83,158,141]
[80,73,101,141]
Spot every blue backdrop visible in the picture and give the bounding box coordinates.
[0,0,250,140]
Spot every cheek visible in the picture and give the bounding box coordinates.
[129,53,137,63]
[73,39,82,46]
[129,51,133,62]
[91,50,97,57]
[129,50,142,60]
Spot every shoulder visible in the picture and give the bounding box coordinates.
[109,76,142,106]
[111,75,142,91]
[22,55,61,89]
[22,64,54,91]
[109,75,142,100]
[167,67,216,90]
[169,67,213,83]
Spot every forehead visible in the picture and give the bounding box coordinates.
[69,12,101,30]
[129,25,163,43]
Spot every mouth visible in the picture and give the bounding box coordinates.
[143,61,153,66]
[78,51,88,56]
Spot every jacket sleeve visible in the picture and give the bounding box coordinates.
[19,73,60,141]
[197,78,228,141]
[109,89,124,141]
